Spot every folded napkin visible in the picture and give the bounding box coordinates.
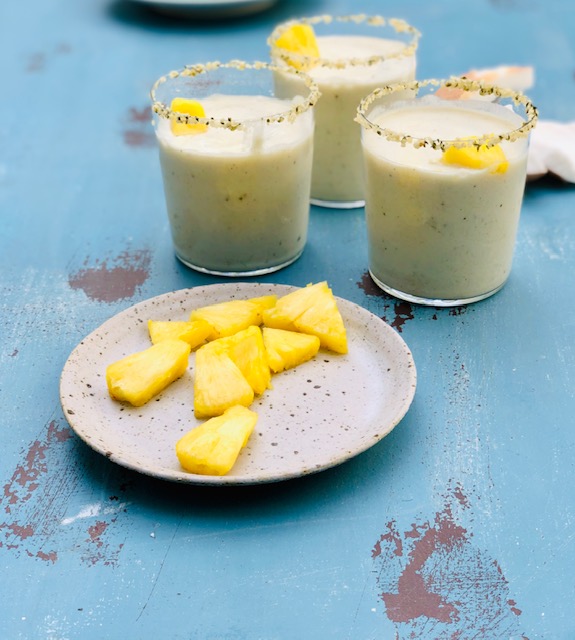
[459,66,575,182]
[527,120,575,182]
[462,65,535,92]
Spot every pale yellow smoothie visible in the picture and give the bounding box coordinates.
[270,16,419,208]
[357,80,538,305]
[151,63,318,275]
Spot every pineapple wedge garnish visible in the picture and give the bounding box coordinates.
[262,327,320,373]
[442,138,508,174]
[170,98,208,137]
[262,282,348,354]
[274,23,320,70]
[106,339,191,406]
[194,343,254,419]
[210,326,271,396]
[190,295,277,341]
[176,405,257,475]
[148,319,212,349]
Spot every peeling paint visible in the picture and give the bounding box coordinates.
[26,52,45,73]
[55,42,71,54]
[83,520,124,567]
[448,306,467,317]
[68,248,152,303]
[61,503,102,526]
[24,43,71,73]
[373,483,527,638]
[124,129,156,148]
[357,271,415,333]
[3,421,72,514]
[88,520,109,544]
[123,105,156,148]
[128,107,150,123]
[1,419,128,566]
[35,550,58,564]
[357,270,471,330]
[61,501,130,526]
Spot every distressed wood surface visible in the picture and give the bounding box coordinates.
[1,0,574,638]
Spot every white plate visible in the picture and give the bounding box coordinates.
[60,284,417,485]
[131,0,278,19]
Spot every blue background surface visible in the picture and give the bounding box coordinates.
[1,0,574,638]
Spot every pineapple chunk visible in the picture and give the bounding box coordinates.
[210,326,271,395]
[170,98,208,137]
[106,339,191,406]
[442,140,508,174]
[249,295,278,310]
[275,24,320,70]
[262,284,323,331]
[190,295,276,341]
[148,319,211,349]
[194,344,254,419]
[176,405,258,475]
[262,282,348,354]
[262,327,320,373]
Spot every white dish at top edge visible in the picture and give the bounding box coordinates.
[131,0,279,19]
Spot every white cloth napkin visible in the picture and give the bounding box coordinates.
[527,120,575,182]
[459,66,575,182]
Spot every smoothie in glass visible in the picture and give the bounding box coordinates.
[151,61,319,276]
[356,78,538,306]
[270,15,419,208]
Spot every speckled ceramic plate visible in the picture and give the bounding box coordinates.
[60,284,416,485]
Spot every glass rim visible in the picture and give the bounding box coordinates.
[268,14,420,70]
[150,60,320,131]
[355,77,539,150]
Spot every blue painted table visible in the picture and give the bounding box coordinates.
[2,0,574,637]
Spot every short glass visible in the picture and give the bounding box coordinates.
[356,78,538,306]
[269,15,420,209]
[150,61,319,276]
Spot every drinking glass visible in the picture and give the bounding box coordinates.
[356,78,538,306]
[151,60,319,276]
[269,15,420,209]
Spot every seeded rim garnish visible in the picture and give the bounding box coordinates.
[151,60,321,132]
[355,77,539,151]
[268,14,421,71]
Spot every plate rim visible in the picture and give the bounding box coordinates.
[130,0,276,9]
[60,283,417,486]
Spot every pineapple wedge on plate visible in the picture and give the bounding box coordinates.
[194,343,254,419]
[209,325,271,396]
[190,295,276,341]
[147,318,212,348]
[106,339,191,407]
[262,327,320,373]
[176,405,258,476]
[262,281,348,354]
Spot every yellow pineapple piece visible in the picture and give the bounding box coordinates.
[190,295,277,341]
[275,23,320,70]
[442,140,508,174]
[170,98,208,136]
[262,282,348,354]
[262,284,320,331]
[176,405,258,475]
[262,327,320,373]
[249,295,278,311]
[148,319,211,349]
[106,339,191,406]
[194,344,254,419]
[210,326,271,395]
